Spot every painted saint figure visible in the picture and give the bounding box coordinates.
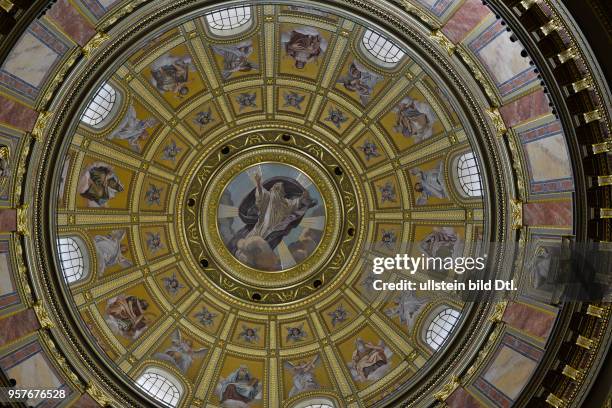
[150,54,196,97]
[230,170,317,270]
[216,365,262,407]
[420,227,459,259]
[348,338,391,382]
[411,162,448,205]
[95,230,132,275]
[107,105,158,152]
[281,27,328,69]
[337,61,383,105]
[78,162,124,207]
[154,329,207,373]
[104,294,150,340]
[212,40,258,79]
[393,97,436,142]
[284,355,321,397]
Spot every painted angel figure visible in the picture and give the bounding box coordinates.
[94,230,132,276]
[419,227,459,259]
[385,292,428,328]
[281,26,328,69]
[212,40,258,80]
[154,329,207,373]
[410,162,448,205]
[107,105,158,152]
[78,162,124,207]
[337,61,383,105]
[284,355,321,397]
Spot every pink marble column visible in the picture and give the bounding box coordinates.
[0,209,16,232]
[46,0,96,47]
[0,309,40,347]
[0,95,37,131]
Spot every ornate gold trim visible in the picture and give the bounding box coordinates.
[33,301,54,329]
[433,376,459,401]
[510,200,522,230]
[16,204,28,235]
[83,32,110,58]
[86,382,114,407]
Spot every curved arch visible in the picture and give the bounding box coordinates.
[135,367,183,407]
[423,307,461,351]
[360,29,405,67]
[205,6,253,36]
[56,236,90,284]
[80,82,120,128]
[291,396,337,408]
[453,151,483,198]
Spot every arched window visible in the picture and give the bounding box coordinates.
[205,6,252,35]
[456,151,483,197]
[57,237,89,284]
[292,397,336,408]
[80,83,117,128]
[361,29,405,64]
[136,368,182,407]
[426,308,460,351]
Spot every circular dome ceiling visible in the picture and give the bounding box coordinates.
[1,0,609,407]
[50,3,492,406]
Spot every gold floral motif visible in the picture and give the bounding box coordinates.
[17,204,28,235]
[396,0,440,29]
[486,108,507,137]
[82,32,110,58]
[433,375,459,401]
[430,30,455,55]
[87,382,114,407]
[510,199,523,230]
[489,301,508,322]
[33,301,54,329]
[32,111,53,140]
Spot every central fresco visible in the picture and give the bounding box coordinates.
[218,163,325,272]
[53,3,487,407]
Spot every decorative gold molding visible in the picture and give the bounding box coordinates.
[33,301,54,330]
[455,47,499,106]
[520,0,540,10]
[16,204,28,235]
[540,18,562,36]
[510,199,523,230]
[597,175,612,186]
[489,301,508,322]
[592,140,612,154]
[576,335,594,349]
[557,46,578,64]
[584,109,602,124]
[40,331,82,388]
[571,76,594,93]
[86,382,114,407]
[396,0,440,29]
[601,208,612,219]
[546,393,567,408]
[82,32,110,58]
[486,108,507,137]
[99,0,149,31]
[433,376,460,401]
[0,0,13,13]
[430,30,455,55]
[32,111,53,140]
[586,305,604,318]
[561,364,583,381]
[40,49,81,109]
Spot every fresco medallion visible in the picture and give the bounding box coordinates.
[217,163,326,272]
